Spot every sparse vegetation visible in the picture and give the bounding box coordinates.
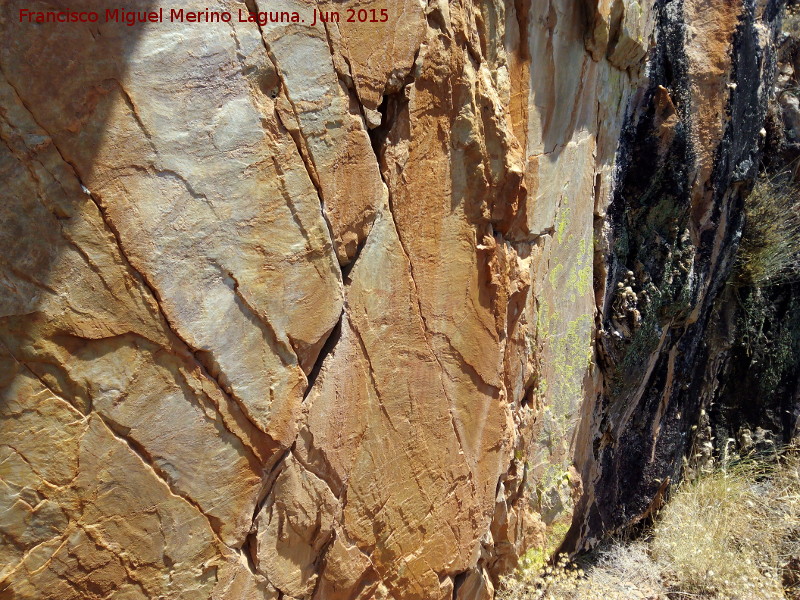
[498,450,800,600]
[735,174,800,287]
[736,287,800,398]
[498,544,665,600]
[723,172,800,428]
[651,455,800,599]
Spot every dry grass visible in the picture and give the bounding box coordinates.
[498,545,665,600]
[736,175,800,287]
[652,456,800,599]
[498,452,800,600]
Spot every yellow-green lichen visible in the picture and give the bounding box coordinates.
[529,198,594,530]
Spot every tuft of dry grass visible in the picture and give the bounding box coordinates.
[498,545,665,600]
[652,456,800,599]
[499,451,800,600]
[736,175,800,287]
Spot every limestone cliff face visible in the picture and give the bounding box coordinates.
[0,1,780,599]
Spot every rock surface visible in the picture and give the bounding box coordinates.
[0,0,783,598]
[569,0,784,546]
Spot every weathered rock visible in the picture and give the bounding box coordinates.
[0,0,784,598]
[703,15,800,465]
[260,0,389,265]
[568,0,784,547]
[0,359,272,599]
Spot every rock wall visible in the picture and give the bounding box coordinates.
[702,15,800,455]
[0,0,781,599]
[570,0,783,545]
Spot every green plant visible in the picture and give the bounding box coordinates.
[736,288,800,393]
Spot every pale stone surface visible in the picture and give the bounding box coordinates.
[0,0,774,598]
[252,454,338,597]
[455,569,494,600]
[324,0,427,126]
[0,74,265,548]
[2,0,344,446]
[261,0,390,264]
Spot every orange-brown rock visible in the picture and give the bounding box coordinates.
[0,0,782,598]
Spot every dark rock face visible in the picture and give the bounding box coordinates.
[708,13,800,459]
[711,287,800,448]
[570,0,786,546]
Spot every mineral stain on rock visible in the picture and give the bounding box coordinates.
[0,0,788,598]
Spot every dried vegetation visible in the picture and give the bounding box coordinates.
[735,174,800,287]
[499,451,800,600]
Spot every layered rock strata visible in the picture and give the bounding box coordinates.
[0,0,781,598]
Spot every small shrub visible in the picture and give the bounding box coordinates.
[735,175,800,287]
[497,546,665,600]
